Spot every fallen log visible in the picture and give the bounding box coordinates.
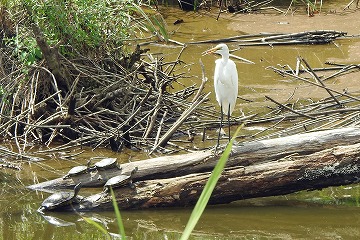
[58,141,360,211]
[29,127,360,191]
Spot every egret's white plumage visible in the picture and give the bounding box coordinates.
[203,43,239,148]
[213,44,238,116]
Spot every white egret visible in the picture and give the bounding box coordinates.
[202,43,238,149]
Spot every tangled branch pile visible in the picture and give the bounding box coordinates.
[0,30,218,154]
[0,1,220,154]
[248,58,360,142]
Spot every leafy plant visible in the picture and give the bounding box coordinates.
[5,35,42,66]
[21,0,131,56]
[2,0,169,60]
[0,86,6,103]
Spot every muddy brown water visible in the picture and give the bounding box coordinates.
[1,3,360,239]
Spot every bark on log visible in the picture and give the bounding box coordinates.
[29,127,360,191]
[62,142,360,211]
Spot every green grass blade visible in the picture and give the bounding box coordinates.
[131,3,156,31]
[83,217,111,239]
[110,187,126,240]
[130,3,168,41]
[151,15,169,42]
[180,124,244,240]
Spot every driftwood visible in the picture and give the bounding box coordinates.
[29,127,360,191]
[30,127,360,211]
[55,138,360,211]
[188,30,347,45]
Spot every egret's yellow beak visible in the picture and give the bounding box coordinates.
[201,46,220,56]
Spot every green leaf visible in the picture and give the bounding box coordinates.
[110,187,126,239]
[131,3,168,42]
[151,15,169,42]
[180,124,244,240]
[83,217,111,239]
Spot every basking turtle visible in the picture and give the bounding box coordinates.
[38,183,82,212]
[103,167,137,193]
[94,158,119,170]
[63,165,88,179]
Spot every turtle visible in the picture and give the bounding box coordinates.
[63,165,88,179]
[103,167,137,193]
[93,158,119,171]
[38,183,82,212]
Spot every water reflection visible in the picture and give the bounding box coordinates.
[4,196,359,239]
[1,170,360,239]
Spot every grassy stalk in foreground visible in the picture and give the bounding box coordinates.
[84,187,126,239]
[110,187,127,239]
[83,217,111,239]
[180,124,244,240]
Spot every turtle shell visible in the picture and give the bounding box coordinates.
[63,165,88,179]
[41,192,75,210]
[94,158,118,170]
[104,175,131,190]
[40,183,81,211]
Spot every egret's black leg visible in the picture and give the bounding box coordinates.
[228,103,231,142]
[216,104,223,150]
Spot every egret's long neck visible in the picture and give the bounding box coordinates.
[221,53,229,62]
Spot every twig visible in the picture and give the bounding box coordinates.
[300,57,342,107]
[268,66,360,102]
[216,0,223,21]
[344,0,357,9]
[265,96,316,119]
[153,109,168,147]
[150,92,211,154]
[191,59,208,102]
[149,59,211,153]
[143,89,162,139]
